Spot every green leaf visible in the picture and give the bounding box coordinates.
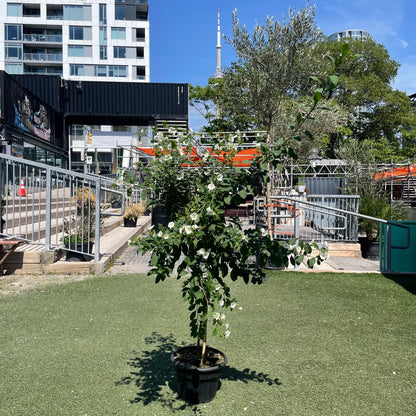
[329,74,339,87]
[307,258,316,268]
[239,189,247,199]
[194,291,204,300]
[150,252,159,266]
[224,196,232,205]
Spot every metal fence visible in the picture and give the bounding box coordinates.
[0,153,129,261]
[254,195,360,244]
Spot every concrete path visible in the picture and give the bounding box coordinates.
[106,244,380,275]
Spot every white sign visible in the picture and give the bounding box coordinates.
[86,156,93,165]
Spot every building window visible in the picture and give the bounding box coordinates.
[5,63,23,74]
[95,65,107,77]
[7,3,22,17]
[111,27,126,40]
[5,25,22,41]
[70,64,84,76]
[99,27,107,44]
[115,5,126,20]
[5,44,23,60]
[64,5,84,20]
[113,46,126,59]
[136,66,146,79]
[69,26,91,41]
[100,46,107,60]
[99,4,107,25]
[136,47,144,59]
[69,26,84,40]
[108,65,127,77]
[68,45,83,57]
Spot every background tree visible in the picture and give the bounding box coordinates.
[318,37,416,162]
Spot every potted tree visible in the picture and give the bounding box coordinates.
[123,202,146,227]
[130,130,328,404]
[62,187,100,261]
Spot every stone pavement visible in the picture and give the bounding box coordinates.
[106,244,380,275]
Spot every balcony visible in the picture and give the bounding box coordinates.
[23,34,63,43]
[24,53,63,62]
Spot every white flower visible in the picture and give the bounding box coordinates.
[261,228,268,237]
[202,251,209,260]
[192,224,199,230]
[157,231,163,238]
[202,272,208,278]
[238,307,243,311]
[206,207,214,216]
[320,252,329,261]
[213,312,220,320]
[216,174,223,182]
[177,174,184,181]
[219,299,224,307]
[163,234,169,240]
[240,231,247,241]
[197,248,207,257]
[230,302,236,309]
[190,212,198,221]
[168,221,175,229]
[179,226,184,234]
[208,183,216,191]
[220,313,226,321]
[184,225,192,235]
[225,323,230,329]
[215,284,221,291]
[225,330,231,338]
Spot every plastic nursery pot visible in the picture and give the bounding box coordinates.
[171,345,227,404]
[65,241,93,262]
[123,218,137,227]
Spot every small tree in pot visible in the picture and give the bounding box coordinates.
[130,130,328,403]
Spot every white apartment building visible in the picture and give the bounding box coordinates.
[0,0,149,82]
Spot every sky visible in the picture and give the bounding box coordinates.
[149,0,416,130]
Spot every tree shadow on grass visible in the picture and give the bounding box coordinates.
[383,274,416,295]
[115,332,281,413]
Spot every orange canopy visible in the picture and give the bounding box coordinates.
[373,164,416,180]
[137,147,261,167]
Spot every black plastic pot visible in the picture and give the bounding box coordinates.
[171,346,227,404]
[359,237,380,260]
[124,218,137,227]
[152,206,168,230]
[65,241,93,261]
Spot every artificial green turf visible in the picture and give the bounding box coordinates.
[0,272,415,415]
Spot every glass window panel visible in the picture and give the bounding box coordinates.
[69,26,84,40]
[5,45,23,60]
[95,65,107,77]
[5,63,23,74]
[115,5,126,20]
[99,4,107,25]
[113,46,126,59]
[70,64,84,76]
[99,27,107,44]
[64,5,84,21]
[6,25,22,41]
[100,46,107,60]
[111,27,126,40]
[68,45,84,57]
[7,3,22,17]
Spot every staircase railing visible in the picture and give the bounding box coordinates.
[0,153,127,261]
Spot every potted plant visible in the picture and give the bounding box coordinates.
[110,193,122,209]
[130,130,327,404]
[123,202,146,227]
[62,187,100,261]
[126,130,195,229]
[358,196,409,259]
